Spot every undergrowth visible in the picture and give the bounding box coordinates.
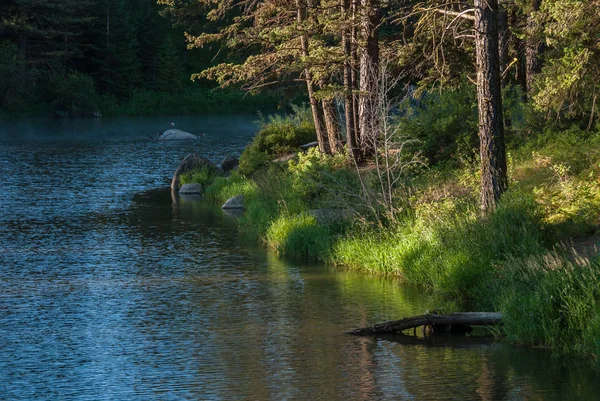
[203,106,600,362]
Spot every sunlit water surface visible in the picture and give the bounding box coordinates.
[1,116,599,400]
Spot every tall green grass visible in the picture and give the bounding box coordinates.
[266,213,330,260]
[493,252,600,359]
[332,191,547,298]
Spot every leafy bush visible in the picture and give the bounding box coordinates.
[534,163,600,235]
[287,147,356,205]
[400,82,525,166]
[399,84,478,164]
[238,105,316,176]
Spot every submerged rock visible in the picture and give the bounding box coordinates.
[178,183,202,195]
[222,195,245,210]
[158,129,198,140]
[221,155,239,173]
[222,208,245,218]
[171,154,219,191]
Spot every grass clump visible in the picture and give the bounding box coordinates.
[179,166,222,187]
[493,252,600,359]
[332,190,546,299]
[266,213,330,260]
[204,172,258,203]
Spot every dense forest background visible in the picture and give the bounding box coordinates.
[0,0,276,116]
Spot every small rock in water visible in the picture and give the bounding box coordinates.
[222,195,245,209]
[158,129,198,140]
[179,183,203,194]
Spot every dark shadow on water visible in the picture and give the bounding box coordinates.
[377,332,497,349]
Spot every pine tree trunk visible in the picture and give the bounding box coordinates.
[497,7,509,88]
[341,0,359,161]
[351,0,360,155]
[358,0,380,159]
[296,0,330,154]
[525,0,542,95]
[322,98,341,153]
[475,0,508,213]
[19,33,27,60]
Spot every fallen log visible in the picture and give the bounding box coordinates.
[347,312,502,336]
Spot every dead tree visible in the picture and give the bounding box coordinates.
[348,312,503,335]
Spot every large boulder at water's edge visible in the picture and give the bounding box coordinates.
[220,155,239,173]
[158,129,198,140]
[222,195,245,210]
[171,154,219,191]
[178,183,203,195]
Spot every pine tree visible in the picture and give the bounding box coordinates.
[156,36,183,93]
[91,0,141,97]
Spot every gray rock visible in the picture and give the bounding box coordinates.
[171,154,219,191]
[221,155,239,173]
[222,195,245,210]
[178,183,203,194]
[308,208,353,224]
[158,129,198,140]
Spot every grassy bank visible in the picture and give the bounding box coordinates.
[187,106,600,361]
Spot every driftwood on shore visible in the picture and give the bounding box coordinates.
[348,312,502,336]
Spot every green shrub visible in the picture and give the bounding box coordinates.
[239,106,316,176]
[287,147,357,205]
[534,165,600,235]
[238,146,272,177]
[399,84,478,164]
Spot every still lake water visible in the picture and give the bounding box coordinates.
[1,115,599,400]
